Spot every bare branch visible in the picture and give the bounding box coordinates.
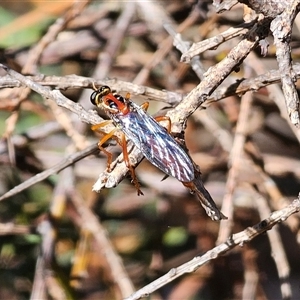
[125,196,300,300]
[270,0,300,127]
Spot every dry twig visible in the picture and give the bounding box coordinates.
[125,196,300,300]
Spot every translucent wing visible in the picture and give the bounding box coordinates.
[111,101,194,182]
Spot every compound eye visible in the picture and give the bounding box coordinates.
[90,91,98,105]
[114,95,125,103]
[107,100,118,110]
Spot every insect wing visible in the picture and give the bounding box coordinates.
[112,102,194,182]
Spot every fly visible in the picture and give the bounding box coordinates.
[90,85,194,195]
[90,85,226,221]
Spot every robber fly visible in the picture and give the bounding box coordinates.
[90,85,194,193]
[90,85,225,221]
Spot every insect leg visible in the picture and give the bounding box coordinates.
[140,101,172,132]
[91,119,113,131]
[154,116,171,133]
[91,120,119,172]
[140,102,171,132]
[125,92,131,101]
[155,115,172,182]
[140,102,149,111]
[96,128,119,171]
[120,134,144,196]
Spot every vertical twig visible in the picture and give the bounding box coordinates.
[270,0,300,127]
[254,191,292,300]
[217,89,254,244]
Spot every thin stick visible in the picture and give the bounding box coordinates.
[68,189,135,298]
[270,0,300,127]
[0,64,104,126]
[0,144,98,202]
[2,63,300,107]
[254,191,292,299]
[125,196,300,300]
[217,89,254,243]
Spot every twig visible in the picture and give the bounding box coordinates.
[36,219,66,299]
[197,111,233,152]
[242,245,260,299]
[93,2,136,80]
[0,223,31,235]
[2,63,300,107]
[45,98,90,150]
[134,1,175,85]
[167,19,266,134]
[0,144,98,202]
[125,196,300,300]
[0,64,104,126]
[30,257,47,300]
[246,52,300,144]
[217,89,254,244]
[22,1,89,75]
[0,74,185,106]
[270,0,300,127]
[6,121,62,146]
[134,0,204,85]
[164,24,205,80]
[213,0,238,13]
[181,20,256,63]
[68,189,135,298]
[254,191,292,300]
